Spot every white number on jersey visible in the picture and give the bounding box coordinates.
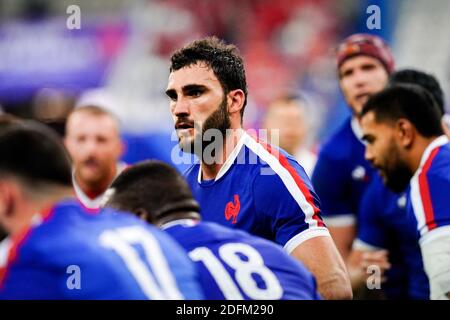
[99,225,183,300]
[189,243,283,300]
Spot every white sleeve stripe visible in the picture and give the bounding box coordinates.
[283,228,331,254]
[244,136,319,229]
[323,214,356,227]
[411,173,428,237]
[352,238,384,251]
[419,225,450,246]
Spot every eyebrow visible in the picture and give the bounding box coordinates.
[165,84,208,97]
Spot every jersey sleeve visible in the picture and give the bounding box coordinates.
[354,182,387,250]
[411,168,450,239]
[312,152,355,227]
[252,158,330,254]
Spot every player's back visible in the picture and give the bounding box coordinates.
[0,199,204,300]
[164,219,321,300]
[358,175,429,299]
[312,117,375,221]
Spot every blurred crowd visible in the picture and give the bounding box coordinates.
[0,0,450,300]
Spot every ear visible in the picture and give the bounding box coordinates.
[396,119,415,149]
[0,181,16,220]
[135,208,151,223]
[119,140,126,158]
[227,89,245,116]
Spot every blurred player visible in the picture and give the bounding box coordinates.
[0,122,204,299]
[361,84,450,300]
[312,34,395,261]
[263,94,318,177]
[0,113,22,242]
[65,105,127,210]
[105,160,322,300]
[349,69,445,299]
[165,36,351,299]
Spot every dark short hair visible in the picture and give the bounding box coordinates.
[107,160,200,222]
[66,105,121,133]
[0,121,73,187]
[170,36,248,116]
[361,84,444,137]
[389,69,445,115]
[0,113,22,131]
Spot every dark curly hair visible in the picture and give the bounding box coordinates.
[170,36,248,118]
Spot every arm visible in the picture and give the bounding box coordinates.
[253,157,352,299]
[410,168,450,299]
[290,236,352,300]
[311,153,356,260]
[420,232,450,300]
[347,178,391,291]
[328,224,356,261]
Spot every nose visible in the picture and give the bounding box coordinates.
[364,146,374,164]
[83,138,99,156]
[172,97,190,118]
[352,69,368,88]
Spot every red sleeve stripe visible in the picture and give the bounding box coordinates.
[0,206,56,287]
[418,147,440,231]
[256,138,325,227]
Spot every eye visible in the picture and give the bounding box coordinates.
[187,88,203,97]
[165,91,177,102]
[341,69,353,78]
[361,63,376,71]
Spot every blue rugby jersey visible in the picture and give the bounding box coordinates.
[164,219,321,300]
[0,199,204,300]
[184,132,329,254]
[409,136,450,243]
[312,117,375,227]
[356,174,429,299]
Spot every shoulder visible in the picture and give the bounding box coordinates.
[317,118,357,160]
[183,162,200,179]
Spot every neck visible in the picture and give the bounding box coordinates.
[200,128,243,180]
[75,167,117,199]
[9,187,74,236]
[157,211,201,227]
[406,135,442,174]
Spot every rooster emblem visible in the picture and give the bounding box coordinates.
[224,194,240,224]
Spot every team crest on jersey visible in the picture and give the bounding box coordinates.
[225,194,240,224]
[351,165,369,182]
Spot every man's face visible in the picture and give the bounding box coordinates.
[361,111,412,192]
[65,112,123,187]
[264,101,306,154]
[166,62,231,154]
[339,56,389,116]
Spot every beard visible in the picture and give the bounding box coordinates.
[178,96,231,161]
[379,143,413,193]
[382,162,412,193]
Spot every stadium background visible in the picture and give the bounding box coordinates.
[0,0,448,171]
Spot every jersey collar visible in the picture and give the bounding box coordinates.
[416,135,449,174]
[198,130,249,183]
[73,161,127,209]
[350,116,366,145]
[160,218,199,230]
